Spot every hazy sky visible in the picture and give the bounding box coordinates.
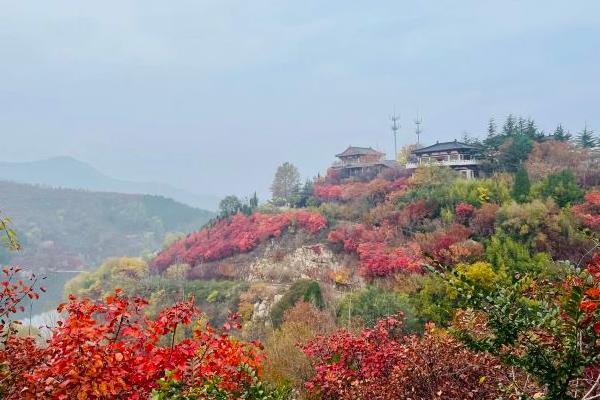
[1,1,599,199]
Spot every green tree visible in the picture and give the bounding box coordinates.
[249,192,259,209]
[511,167,530,203]
[537,170,583,207]
[290,180,314,208]
[498,135,533,172]
[502,114,517,136]
[337,286,419,332]
[553,124,572,142]
[271,162,301,206]
[487,118,497,138]
[576,124,596,148]
[218,195,242,217]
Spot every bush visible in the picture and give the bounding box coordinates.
[270,280,324,328]
[533,170,584,207]
[336,286,419,332]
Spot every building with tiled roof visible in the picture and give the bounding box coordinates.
[406,140,483,179]
[330,146,397,179]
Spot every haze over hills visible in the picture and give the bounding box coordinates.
[0,156,220,211]
[0,180,215,271]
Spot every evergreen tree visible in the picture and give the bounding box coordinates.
[552,124,572,142]
[516,116,527,136]
[538,170,583,207]
[524,118,543,139]
[249,192,259,209]
[511,167,530,203]
[576,124,596,148]
[487,118,497,138]
[502,114,517,136]
[499,135,533,173]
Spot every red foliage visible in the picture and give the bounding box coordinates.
[303,317,517,400]
[573,191,600,232]
[154,211,327,271]
[313,178,408,204]
[470,203,499,237]
[1,291,262,399]
[396,199,431,228]
[327,224,423,277]
[415,224,472,265]
[455,202,475,224]
[0,266,43,337]
[302,315,406,400]
[327,224,393,253]
[356,242,423,277]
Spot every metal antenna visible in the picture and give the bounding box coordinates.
[390,110,400,158]
[414,113,423,145]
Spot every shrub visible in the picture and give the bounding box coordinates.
[470,203,499,237]
[356,242,424,277]
[573,191,600,233]
[270,280,324,328]
[533,170,584,207]
[337,286,419,332]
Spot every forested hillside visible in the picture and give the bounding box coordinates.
[1,117,600,399]
[0,180,214,271]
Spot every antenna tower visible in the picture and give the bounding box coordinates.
[414,113,423,145]
[390,110,400,158]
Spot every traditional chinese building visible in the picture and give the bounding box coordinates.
[406,140,483,179]
[330,146,397,179]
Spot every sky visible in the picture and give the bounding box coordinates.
[1,1,599,200]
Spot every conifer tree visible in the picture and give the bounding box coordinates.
[552,124,572,142]
[487,118,497,138]
[577,124,596,148]
[503,114,516,136]
[511,167,530,203]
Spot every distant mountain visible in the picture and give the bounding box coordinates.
[0,180,215,272]
[0,156,219,211]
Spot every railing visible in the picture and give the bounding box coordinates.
[331,160,383,168]
[405,159,481,169]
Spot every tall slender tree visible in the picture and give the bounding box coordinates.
[487,118,497,138]
[511,167,531,203]
[502,114,517,136]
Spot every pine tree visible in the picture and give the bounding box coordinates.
[249,192,259,209]
[487,118,497,138]
[577,124,596,148]
[552,124,572,142]
[516,117,527,136]
[511,167,531,203]
[503,114,516,136]
[525,118,541,139]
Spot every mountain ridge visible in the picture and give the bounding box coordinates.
[0,156,219,211]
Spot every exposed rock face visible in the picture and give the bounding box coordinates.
[251,294,284,326]
[246,243,342,283]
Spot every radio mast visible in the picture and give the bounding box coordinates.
[390,110,400,159]
[414,113,423,145]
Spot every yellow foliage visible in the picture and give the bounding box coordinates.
[64,257,148,298]
[456,261,504,291]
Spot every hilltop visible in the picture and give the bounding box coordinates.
[0,156,220,210]
[60,122,600,398]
